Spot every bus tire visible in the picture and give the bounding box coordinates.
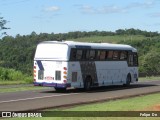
[55,88,66,92]
[84,77,91,91]
[124,74,131,86]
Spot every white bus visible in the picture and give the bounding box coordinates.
[34,41,138,91]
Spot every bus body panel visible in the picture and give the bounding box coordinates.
[96,61,128,85]
[34,60,71,88]
[68,62,83,88]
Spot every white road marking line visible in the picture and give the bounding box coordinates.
[0,93,80,104]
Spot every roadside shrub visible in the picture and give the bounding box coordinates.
[0,67,32,83]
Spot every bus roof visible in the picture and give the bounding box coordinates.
[39,41,137,52]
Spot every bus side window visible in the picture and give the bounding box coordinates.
[76,50,83,60]
[70,49,76,61]
[113,51,119,60]
[96,50,101,60]
[133,53,138,66]
[85,50,90,60]
[128,53,134,66]
[120,51,127,60]
[89,50,95,60]
[85,50,96,60]
[100,50,106,60]
[107,51,113,60]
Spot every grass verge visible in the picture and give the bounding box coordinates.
[0,76,159,93]
[5,93,160,120]
[0,67,32,85]
[59,93,160,111]
[0,80,31,85]
[139,76,160,81]
[1,76,159,85]
[0,86,48,93]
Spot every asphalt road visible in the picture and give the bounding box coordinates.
[0,80,160,111]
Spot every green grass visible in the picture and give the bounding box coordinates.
[0,86,48,93]
[0,80,31,85]
[64,93,160,111]
[6,117,160,120]
[10,118,160,120]
[6,93,160,120]
[0,76,159,93]
[0,67,32,84]
[40,92,160,120]
[139,76,160,81]
[71,35,147,43]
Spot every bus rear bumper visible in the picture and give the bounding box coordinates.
[33,82,71,88]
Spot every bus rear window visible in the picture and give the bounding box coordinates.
[35,43,68,60]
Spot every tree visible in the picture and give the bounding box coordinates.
[0,16,9,36]
[142,50,160,73]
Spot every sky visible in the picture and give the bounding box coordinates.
[0,0,160,37]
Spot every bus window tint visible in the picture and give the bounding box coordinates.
[70,49,76,60]
[113,51,119,60]
[100,51,106,60]
[85,50,96,60]
[107,51,113,60]
[96,51,101,60]
[90,50,95,60]
[128,54,134,66]
[85,50,90,60]
[120,51,127,60]
[133,53,138,66]
[76,50,83,60]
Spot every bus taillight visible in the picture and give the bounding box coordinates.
[33,66,36,80]
[63,76,67,79]
[63,67,67,83]
[63,80,67,83]
[63,67,67,70]
[63,71,67,74]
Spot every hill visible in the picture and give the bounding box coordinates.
[0,29,160,76]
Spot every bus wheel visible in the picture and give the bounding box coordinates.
[124,74,131,86]
[55,88,66,92]
[84,77,91,91]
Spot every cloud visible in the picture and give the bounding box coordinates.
[150,12,160,17]
[77,0,156,15]
[125,0,155,9]
[44,6,60,12]
[79,5,126,14]
[33,13,61,19]
[98,5,126,14]
[80,5,95,14]
[144,22,160,27]
[153,23,160,26]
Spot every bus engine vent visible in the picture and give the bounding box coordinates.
[55,71,61,80]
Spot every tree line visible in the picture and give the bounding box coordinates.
[0,28,160,76]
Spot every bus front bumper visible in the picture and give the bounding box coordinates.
[33,82,71,88]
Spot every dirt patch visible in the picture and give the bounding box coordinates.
[141,104,160,111]
[151,104,160,111]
